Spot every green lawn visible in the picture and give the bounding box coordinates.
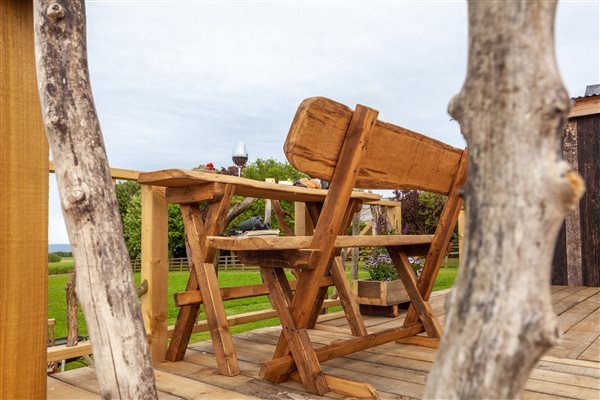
[48,261,459,343]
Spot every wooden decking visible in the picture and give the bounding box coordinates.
[47,286,600,399]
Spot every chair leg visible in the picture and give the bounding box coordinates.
[261,267,329,395]
[330,256,368,336]
[166,185,240,377]
[388,247,442,338]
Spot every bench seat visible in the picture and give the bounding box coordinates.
[207,234,434,252]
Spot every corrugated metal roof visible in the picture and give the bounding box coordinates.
[573,84,600,99]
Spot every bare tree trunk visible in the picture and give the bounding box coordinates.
[224,197,257,228]
[351,212,360,281]
[34,1,158,398]
[424,2,584,399]
[66,270,78,347]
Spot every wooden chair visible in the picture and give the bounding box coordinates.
[207,97,468,397]
[138,163,380,378]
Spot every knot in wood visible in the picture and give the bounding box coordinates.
[47,3,65,21]
[68,187,87,204]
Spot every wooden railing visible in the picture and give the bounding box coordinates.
[130,254,258,272]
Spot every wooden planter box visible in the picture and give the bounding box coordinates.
[353,279,410,318]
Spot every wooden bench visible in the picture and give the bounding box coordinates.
[203,97,467,397]
[138,165,381,377]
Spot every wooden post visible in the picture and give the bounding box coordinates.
[1,2,48,397]
[457,207,465,264]
[294,202,314,235]
[141,185,169,364]
[264,178,275,225]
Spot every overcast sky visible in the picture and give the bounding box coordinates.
[49,0,600,244]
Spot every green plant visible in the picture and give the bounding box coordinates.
[48,253,62,263]
[363,253,424,281]
[364,254,397,281]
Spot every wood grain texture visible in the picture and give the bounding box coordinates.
[260,323,424,377]
[266,106,379,383]
[330,257,368,336]
[261,269,329,395]
[166,184,234,362]
[139,168,380,202]
[165,183,223,204]
[1,2,48,398]
[174,276,335,306]
[180,204,240,376]
[141,185,169,364]
[284,97,463,193]
[207,234,433,250]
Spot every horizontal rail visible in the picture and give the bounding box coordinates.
[47,341,92,363]
[168,298,342,337]
[46,300,341,362]
[49,160,141,181]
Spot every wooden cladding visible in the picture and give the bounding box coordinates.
[284,97,463,193]
[553,111,600,287]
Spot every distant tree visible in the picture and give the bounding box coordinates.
[48,253,62,263]
[121,194,187,260]
[115,181,140,223]
[393,189,457,243]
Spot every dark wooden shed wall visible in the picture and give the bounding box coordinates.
[552,111,600,286]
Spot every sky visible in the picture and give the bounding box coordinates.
[49,0,600,244]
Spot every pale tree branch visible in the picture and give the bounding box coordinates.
[34,0,158,398]
[424,1,584,399]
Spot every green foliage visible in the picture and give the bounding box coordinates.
[54,251,72,257]
[393,189,458,244]
[48,260,75,275]
[48,253,62,263]
[228,159,307,231]
[115,181,141,223]
[122,194,186,259]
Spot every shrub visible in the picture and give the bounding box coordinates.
[48,253,62,263]
[364,254,397,281]
[364,253,424,281]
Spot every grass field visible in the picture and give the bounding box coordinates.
[48,257,75,275]
[48,260,459,344]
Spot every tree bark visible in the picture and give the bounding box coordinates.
[224,197,257,228]
[34,1,158,398]
[424,2,584,399]
[65,270,78,347]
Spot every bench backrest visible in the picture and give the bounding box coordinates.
[284,97,464,195]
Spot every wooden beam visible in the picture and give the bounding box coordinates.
[49,160,140,181]
[207,234,433,251]
[396,336,440,349]
[139,169,380,203]
[167,299,342,337]
[47,342,93,363]
[290,372,378,399]
[1,1,48,398]
[569,96,600,118]
[165,183,223,204]
[260,323,424,378]
[236,249,319,269]
[174,276,335,307]
[140,185,169,364]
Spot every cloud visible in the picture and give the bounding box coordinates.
[48,0,599,243]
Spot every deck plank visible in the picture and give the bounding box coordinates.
[47,286,600,400]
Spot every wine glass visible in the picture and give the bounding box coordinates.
[232,142,248,177]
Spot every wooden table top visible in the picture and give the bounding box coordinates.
[138,169,381,203]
